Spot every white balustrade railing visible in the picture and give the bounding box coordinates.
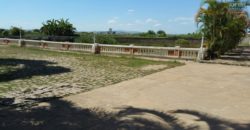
[0,38,93,52]
[0,38,19,45]
[100,44,132,55]
[0,38,206,60]
[99,44,203,60]
[24,39,43,48]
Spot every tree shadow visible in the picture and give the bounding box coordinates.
[0,98,249,130]
[173,110,250,130]
[0,58,71,82]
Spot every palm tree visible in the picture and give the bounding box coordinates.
[196,0,228,48]
[57,19,76,36]
[41,19,58,36]
[40,19,76,36]
[196,0,248,57]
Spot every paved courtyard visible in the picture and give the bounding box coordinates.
[1,46,250,129]
[63,62,250,129]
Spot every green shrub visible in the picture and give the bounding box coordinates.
[175,39,191,47]
[75,33,93,43]
[96,35,117,44]
[75,33,118,44]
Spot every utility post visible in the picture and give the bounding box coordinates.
[18,26,25,47]
[19,26,22,40]
[93,32,96,43]
[92,32,100,54]
[198,33,205,61]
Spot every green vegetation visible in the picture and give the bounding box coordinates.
[175,39,191,47]
[96,34,118,44]
[1,30,9,37]
[196,0,249,57]
[0,46,182,94]
[24,29,45,39]
[157,30,167,37]
[75,32,118,44]
[113,32,202,39]
[74,32,93,43]
[239,36,250,46]
[139,30,167,38]
[41,18,76,36]
[9,26,25,36]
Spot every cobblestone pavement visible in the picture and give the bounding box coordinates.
[0,46,181,105]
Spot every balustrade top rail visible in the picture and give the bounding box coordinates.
[100,44,200,51]
[0,38,206,60]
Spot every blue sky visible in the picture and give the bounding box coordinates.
[0,0,201,34]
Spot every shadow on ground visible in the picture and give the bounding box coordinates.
[0,58,71,82]
[0,98,249,130]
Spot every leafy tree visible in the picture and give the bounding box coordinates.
[56,19,76,36]
[1,29,9,37]
[0,29,4,37]
[9,26,24,36]
[0,29,4,33]
[41,19,76,36]
[147,30,156,35]
[41,19,57,36]
[196,0,249,57]
[157,30,167,37]
[139,30,157,37]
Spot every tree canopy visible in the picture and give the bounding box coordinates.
[40,19,76,36]
[139,30,168,38]
[157,30,167,37]
[196,0,249,57]
[9,26,24,36]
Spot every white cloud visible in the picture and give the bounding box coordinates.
[145,18,158,24]
[154,23,162,27]
[135,20,144,24]
[128,9,135,14]
[145,18,162,27]
[107,17,119,24]
[107,20,116,24]
[105,17,164,31]
[180,22,189,25]
[127,23,134,26]
[167,17,194,24]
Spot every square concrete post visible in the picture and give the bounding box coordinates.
[129,44,134,55]
[197,47,205,61]
[92,43,100,54]
[18,39,26,47]
[175,46,180,58]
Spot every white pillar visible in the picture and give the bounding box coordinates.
[18,39,25,47]
[197,34,205,61]
[92,43,100,54]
